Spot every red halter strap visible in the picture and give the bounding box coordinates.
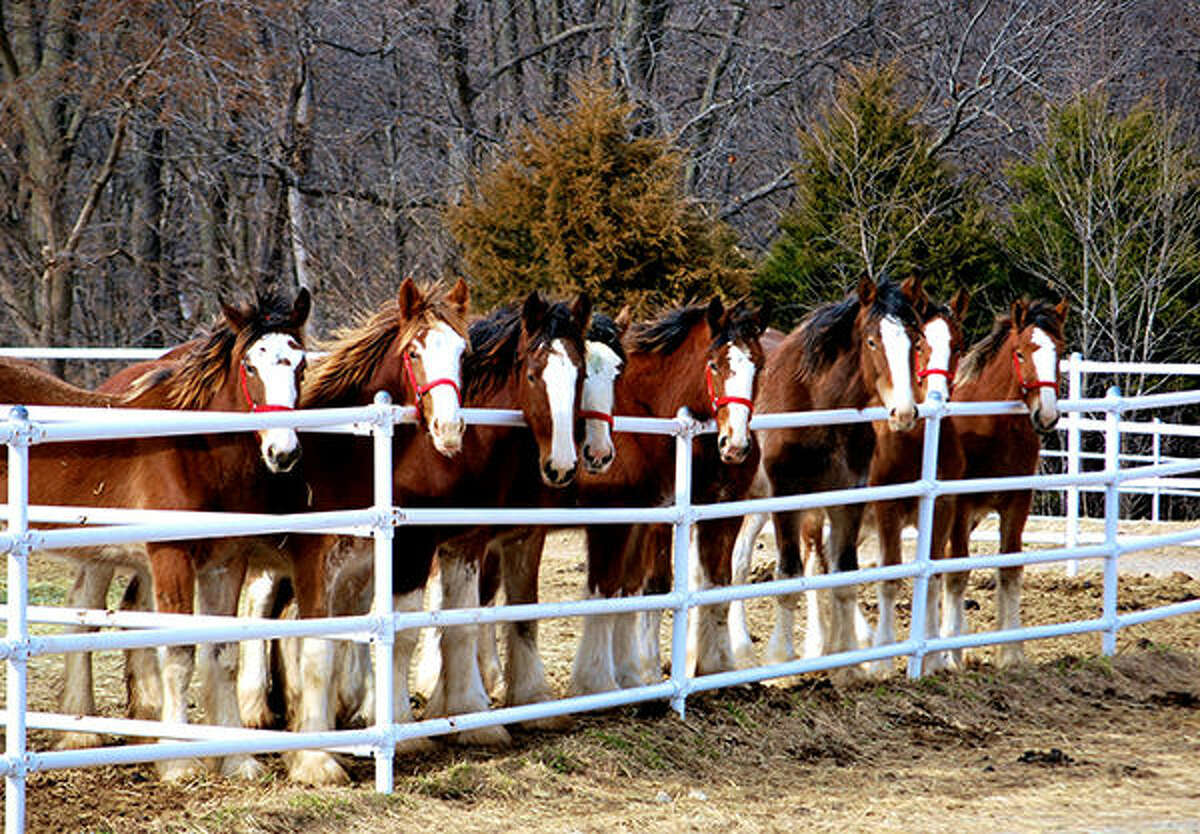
[1012,349,1059,395]
[578,409,614,428]
[239,362,294,413]
[916,354,953,392]
[403,350,461,424]
[706,363,754,416]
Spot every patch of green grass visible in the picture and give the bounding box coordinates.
[538,747,586,775]
[287,793,355,818]
[412,761,490,800]
[0,580,66,606]
[722,701,756,731]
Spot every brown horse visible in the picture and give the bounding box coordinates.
[568,298,767,695]
[862,283,970,676]
[941,297,1068,668]
[280,289,590,785]
[0,289,311,781]
[757,277,922,673]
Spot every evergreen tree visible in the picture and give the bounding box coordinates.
[448,78,750,312]
[755,64,1008,331]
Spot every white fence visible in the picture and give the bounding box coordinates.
[1,350,1200,833]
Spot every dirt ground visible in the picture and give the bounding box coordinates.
[10,520,1200,833]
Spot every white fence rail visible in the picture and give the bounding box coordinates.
[0,351,1198,832]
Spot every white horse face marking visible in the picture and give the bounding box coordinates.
[921,316,953,402]
[878,315,917,431]
[243,333,305,473]
[582,340,621,474]
[411,321,467,457]
[541,338,579,485]
[1029,326,1060,431]
[716,343,755,463]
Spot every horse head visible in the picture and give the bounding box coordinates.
[220,288,311,474]
[580,307,629,474]
[394,276,471,456]
[907,277,970,403]
[1010,297,1068,434]
[519,291,591,486]
[704,297,768,465]
[857,276,921,431]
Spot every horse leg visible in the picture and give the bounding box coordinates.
[413,555,443,700]
[765,510,805,665]
[615,525,663,687]
[867,501,902,679]
[919,496,955,674]
[55,561,115,751]
[194,556,264,780]
[801,510,832,659]
[147,544,206,782]
[285,534,349,786]
[825,503,867,678]
[941,504,973,669]
[477,538,503,700]
[427,533,510,747]
[237,564,283,729]
[692,517,739,677]
[122,569,162,722]
[496,527,566,729]
[996,497,1031,667]
[390,587,437,754]
[570,526,624,695]
[728,512,768,668]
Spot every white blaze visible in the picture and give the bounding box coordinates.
[542,339,578,478]
[879,316,915,426]
[244,332,305,471]
[720,344,755,453]
[582,340,621,470]
[413,321,467,456]
[922,317,952,401]
[1030,327,1060,425]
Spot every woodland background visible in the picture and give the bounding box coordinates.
[1,0,1198,399]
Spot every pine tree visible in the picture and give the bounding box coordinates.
[448,78,750,312]
[755,64,1008,330]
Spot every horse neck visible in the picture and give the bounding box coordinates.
[956,334,1021,403]
[618,328,709,418]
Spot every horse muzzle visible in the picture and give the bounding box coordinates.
[430,417,466,458]
[887,405,918,432]
[542,458,577,487]
[582,443,614,474]
[718,434,752,464]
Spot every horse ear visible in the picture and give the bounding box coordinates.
[446,278,470,318]
[705,297,726,336]
[522,291,549,333]
[614,305,634,333]
[570,293,592,332]
[950,287,970,322]
[857,277,876,307]
[1010,299,1027,331]
[220,298,250,332]
[900,275,925,307]
[397,276,422,319]
[753,300,772,335]
[1054,296,1069,322]
[290,288,312,329]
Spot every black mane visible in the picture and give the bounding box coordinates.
[465,300,585,397]
[587,312,626,364]
[628,306,708,355]
[797,278,919,377]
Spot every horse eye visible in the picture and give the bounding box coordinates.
[408,348,419,358]
[707,360,718,371]
[867,337,878,349]
[527,372,536,382]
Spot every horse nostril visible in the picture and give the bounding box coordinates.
[543,460,555,481]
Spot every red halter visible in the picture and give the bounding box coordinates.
[916,354,953,393]
[578,409,614,428]
[1012,349,1059,395]
[706,363,754,416]
[239,362,294,413]
[403,350,461,424]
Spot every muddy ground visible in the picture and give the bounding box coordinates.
[10,520,1200,833]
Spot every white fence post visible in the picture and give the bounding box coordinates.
[907,392,944,679]
[669,408,695,718]
[1152,417,1162,522]
[6,406,31,834]
[1102,387,1121,656]
[371,392,396,793]
[1065,352,1083,576]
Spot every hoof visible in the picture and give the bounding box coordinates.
[996,644,1026,669]
[829,665,869,688]
[395,735,438,756]
[764,644,795,666]
[446,723,511,747]
[731,645,756,670]
[569,674,618,697]
[54,731,105,751]
[158,757,207,782]
[287,750,350,786]
[220,754,267,781]
[922,652,951,675]
[517,713,573,733]
[865,659,895,680]
[238,694,275,730]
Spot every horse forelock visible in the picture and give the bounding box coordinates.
[628,305,707,355]
[465,300,584,398]
[793,279,918,379]
[955,298,1064,386]
[303,286,469,407]
[160,290,307,410]
[587,312,626,364]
